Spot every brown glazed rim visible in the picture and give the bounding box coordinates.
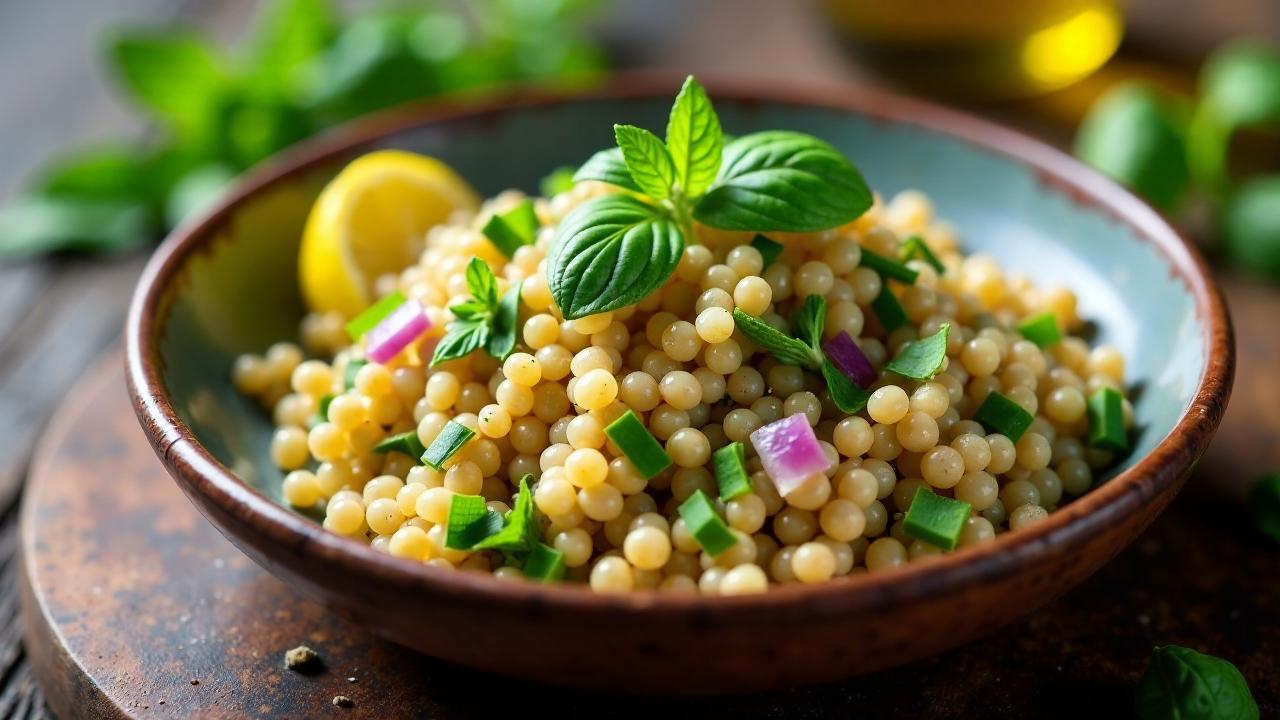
[125,73,1234,621]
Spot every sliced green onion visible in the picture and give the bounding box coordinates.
[344,290,406,342]
[374,430,427,459]
[522,543,567,581]
[973,390,1034,442]
[604,409,673,479]
[472,476,537,554]
[751,233,784,269]
[342,359,367,390]
[312,393,334,427]
[445,493,503,550]
[900,235,945,273]
[1086,387,1128,452]
[870,284,908,332]
[713,442,752,500]
[421,420,476,471]
[677,489,737,556]
[903,487,971,551]
[860,247,919,284]
[481,200,539,259]
[1016,312,1062,348]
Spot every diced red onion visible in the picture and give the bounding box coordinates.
[749,414,828,496]
[366,299,430,364]
[823,331,875,387]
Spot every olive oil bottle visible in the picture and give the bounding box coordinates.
[823,0,1124,99]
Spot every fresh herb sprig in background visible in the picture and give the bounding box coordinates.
[0,0,604,261]
[547,75,872,319]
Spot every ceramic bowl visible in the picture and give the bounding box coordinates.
[126,77,1233,693]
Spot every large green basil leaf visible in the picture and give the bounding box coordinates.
[1135,645,1258,720]
[572,147,642,193]
[547,195,683,319]
[693,131,872,232]
[665,75,722,197]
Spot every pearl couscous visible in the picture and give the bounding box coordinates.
[234,79,1130,595]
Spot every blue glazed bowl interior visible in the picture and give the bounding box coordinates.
[157,96,1205,508]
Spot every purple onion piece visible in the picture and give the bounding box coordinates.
[823,331,875,387]
[749,414,829,496]
[366,299,430,364]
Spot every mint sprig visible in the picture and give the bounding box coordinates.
[548,75,872,319]
[431,258,522,366]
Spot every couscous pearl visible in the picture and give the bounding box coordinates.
[819,499,866,542]
[920,445,965,488]
[726,494,767,533]
[695,307,735,343]
[867,386,910,424]
[324,499,365,535]
[389,526,431,561]
[282,470,322,507]
[986,434,1017,474]
[733,276,772,316]
[578,483,624,521]
[791,542,836,583]
[1009,504,1049,530]
[271,426,310,469]
[590,556,634,592]
[574,368,617,411]
[623,526,672,570]
[719,564,769,595]
[366,498,404,535]
[896,411,939,453]
[565,448,609,488]
[865,537,907,572]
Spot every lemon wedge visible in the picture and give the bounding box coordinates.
[299,150,480,317]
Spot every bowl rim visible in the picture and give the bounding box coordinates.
[125,72,1234,619]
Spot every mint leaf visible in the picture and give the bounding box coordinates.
[39,144,155,204]
[793,294,826,352]
[822,360,872,414]
[431,319,489,366]
[547,194,683,319]
[573,147,642,193]
[165,164,236,227]
[465,257,499,308]
[614,124,677,200]
[472,476,538,555]
[731,308,820,369]
[246,0,336,94]
[1076,84,1190,210]
[693,131,872,232]
[1136,645,1258,720]
[665,75,722,197]
[486,282,522,361]
[884,323,951,380]
[109,32,226,136]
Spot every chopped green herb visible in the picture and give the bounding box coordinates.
[821,359,871,414]
[313,393,334,427]
[1086,387,1128,452]
[604,410,673,479]
[870,284,908,332]
[344,291,406,342]
[677,489,737,556]
[1250,474,1280,544]
[373,430,426,459]
[731,308,822,369]
[751,233,784,268]
[432,259,522,365]
[522,543,567,581]
[973,391,1034,442]
[859,247,919,284]
[487,283,522,361]
[713,442,751,500]
[903,487,971,551]
[900,235,944,273]
[421,420,476,471]
[539,166,577,198]
[885,323,950,380]
[342,359,367,390]
[473,476,538,555]
[792,294,826,351]
[481,200,539,259]
[1016,312,1062,347]
[444,493,503,550]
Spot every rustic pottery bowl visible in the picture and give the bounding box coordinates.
[126,77,1233,693]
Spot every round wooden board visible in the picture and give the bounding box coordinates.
[18,349,1280,718]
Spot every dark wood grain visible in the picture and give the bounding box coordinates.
[20,351,1278,718]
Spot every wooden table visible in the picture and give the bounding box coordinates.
[1,1,1278,716]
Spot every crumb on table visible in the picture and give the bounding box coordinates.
[332,695,354,708]
[284,645,322,673]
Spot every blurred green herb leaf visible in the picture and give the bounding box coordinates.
[1248,473,1280,542]
[1074,83,1191,211]
[1,0,605,262]
[1189,42,1280,199]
